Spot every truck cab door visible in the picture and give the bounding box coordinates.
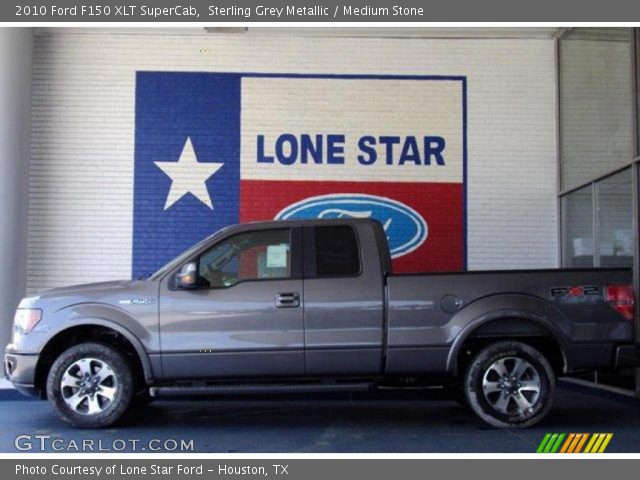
[158,227,304,380]
[303,223,385,375]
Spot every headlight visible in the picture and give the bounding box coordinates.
[14,308,42,334]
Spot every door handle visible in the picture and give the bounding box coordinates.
[276,292,300,308]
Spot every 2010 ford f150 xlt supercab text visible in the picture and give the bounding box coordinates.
[5,219,640,428]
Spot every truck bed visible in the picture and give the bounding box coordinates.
[384,267,634,375]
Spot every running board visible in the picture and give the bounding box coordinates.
[150,382,374,398]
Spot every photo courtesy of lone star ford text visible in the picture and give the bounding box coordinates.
[14,462,290,477]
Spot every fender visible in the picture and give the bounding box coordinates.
[445,293,571,375]
[42,304,157,383]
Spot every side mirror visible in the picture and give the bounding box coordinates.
[177,262,198,289]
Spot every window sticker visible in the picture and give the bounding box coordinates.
[267,244,288,268]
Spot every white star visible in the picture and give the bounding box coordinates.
[154,137,223,210]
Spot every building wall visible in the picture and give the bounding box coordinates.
[560,32,632,190]
[27,29,558,292]
[0,29,32,349]
[559,29,634,270]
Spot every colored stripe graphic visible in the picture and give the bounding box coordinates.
[574,433,589,453]
[536,433,552,453]
[549,433,565,453]
[537,433,613,453]
[559,433,576,453]
[559,433,588,453]
[584,433,614,453]
[598,433,614,453]
[537,433,566,453]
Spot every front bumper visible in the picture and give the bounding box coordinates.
[4,352,40,397]
[614,344,640,369]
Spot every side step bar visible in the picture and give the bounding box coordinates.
[150,382,374,398]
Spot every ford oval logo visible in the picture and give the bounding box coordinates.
[275,194,428,258]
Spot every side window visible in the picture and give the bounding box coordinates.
[198,229,291,288]
[315,226,360,277]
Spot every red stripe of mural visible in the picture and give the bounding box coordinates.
[240,179,464,273]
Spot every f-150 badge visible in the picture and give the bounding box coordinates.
[118,297,157,306]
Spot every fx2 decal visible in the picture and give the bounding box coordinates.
[550,285,599,298]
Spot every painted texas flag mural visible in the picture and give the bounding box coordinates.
[133,72,466,278]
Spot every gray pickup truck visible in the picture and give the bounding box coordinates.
[5,218,640,429]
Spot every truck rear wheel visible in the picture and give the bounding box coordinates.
[464,341,555,428]
[46,342,134,428]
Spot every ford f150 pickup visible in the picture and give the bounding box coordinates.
[5,218,640,429]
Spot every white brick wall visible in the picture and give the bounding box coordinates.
[27,29,558,292]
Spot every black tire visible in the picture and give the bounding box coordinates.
[46,342,134,428]
[464,341,555,428]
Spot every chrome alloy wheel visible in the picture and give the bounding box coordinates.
[60,357,118,415]
[481,357,541,416]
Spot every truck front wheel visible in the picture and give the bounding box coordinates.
[46,342,134,428]
[464,341,555,428]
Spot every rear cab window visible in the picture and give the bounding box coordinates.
[315,225,361,277]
